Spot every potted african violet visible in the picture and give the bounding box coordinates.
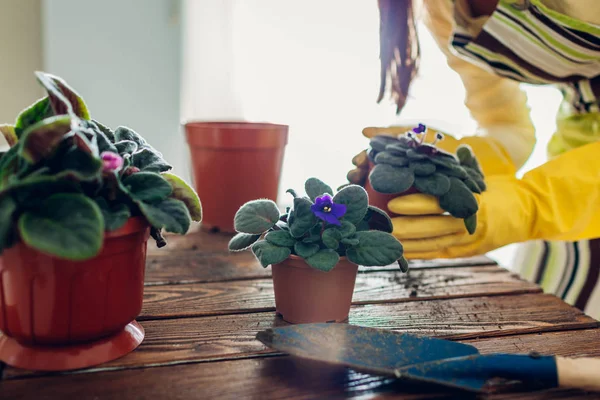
[228,177,408,323]
[0,72,201,371]
[364,124,485,234]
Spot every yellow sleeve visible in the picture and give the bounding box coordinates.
[420,0,536,171]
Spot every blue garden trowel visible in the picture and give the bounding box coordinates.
[256,324,600,393]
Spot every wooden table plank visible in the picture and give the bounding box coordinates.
[144,231,497,285]
[5,293,595,380]
[3,329,599,399]
[141,265,541,319]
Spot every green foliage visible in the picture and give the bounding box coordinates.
[18,194,104,261]
[305,177,333,201]
[346,231,404,267]
[306,249,339,272]
[229,177,407,273]
[332,184,369,225]
[0,71,200,260]
[234,199,280,234]
[265,230,296,247]
[366,125,485,233]
[229,232,261,252]
[252,240,291,268]
[294,242,320,258]
[162,173,202,221]
[0,125,18,147]
[14,97,53,135]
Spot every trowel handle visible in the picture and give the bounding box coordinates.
[556,357,600,392]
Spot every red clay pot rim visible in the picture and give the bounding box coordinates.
[183,121,289,130]
[104,216,148,239]
[280,254,356,270]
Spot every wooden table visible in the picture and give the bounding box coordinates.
[1,229,599,399]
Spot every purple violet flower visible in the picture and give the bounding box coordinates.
[101,151,124,173]
[310,194,347,226]
[412,123,426,134]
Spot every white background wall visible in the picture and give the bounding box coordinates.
[40,0,188,179]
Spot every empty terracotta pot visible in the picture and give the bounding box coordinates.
[271,255,358,324]
[185,121,289,232]
[0,217,149,345]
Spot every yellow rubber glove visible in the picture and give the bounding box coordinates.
[347,125,517,187]
[388,141,600,259]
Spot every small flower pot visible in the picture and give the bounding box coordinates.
[185,121,289,233]
[271,255,359,324]
[0,217,149,371]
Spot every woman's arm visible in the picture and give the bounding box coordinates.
[420,0,536,171]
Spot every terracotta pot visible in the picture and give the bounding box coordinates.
[271,255,358,324]
[0,217,149,345]
[185,121,289,232]
[365,161,417,216]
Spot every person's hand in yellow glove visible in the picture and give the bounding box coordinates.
[389,142,600,259]
[347,125,517,187]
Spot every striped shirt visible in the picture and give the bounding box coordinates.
[448,0,600,319]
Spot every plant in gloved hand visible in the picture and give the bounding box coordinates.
[0,71,202,260]
[228,177,408,272]
[366,124,486,234]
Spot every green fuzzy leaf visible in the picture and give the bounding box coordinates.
[305,177,333,201]
[15,97,54,136]
[364,205,393,233]
[0,125,18,147]
[228,232,261,252]
[413,173,451,196]
[138,198,191,234]
[20,116,72,163]
[51,147,102,181]
[306,249,340,272]
[92,120,115,142]
[286,189,299,199]
[162,173,202,221]
[266,230,296,247]
[406,148,428,160]
[409,160,436,176]
[251,240,291,268]
[234,199,280,234]
[289,197,318,238]
[369,135,398,152]
[0,195,17,252]
[346,231,403,267]
[322,228,342,249]
[356,220,370,231]
[374,151,409,167]
[115,140,138,155]
[18,194,103,260]
[369,164,414,194]
[302,224,322,243]
[123,172,173,203]
[95,197,130,232]
[132,148,172,173]
[332,184,368,225]
[464,213,477,235]
[384,143,408,155]
[114,126,147,147]
[439,177,479,219]
[294,241,320,258]
[457,145,482,173]
[35,72,90,119]
[335,220,356,238]
[464,167,486,191]
[341,237,359,246]
[397,256,409,273]
[4,175,80,208]
[462,176,482,194]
